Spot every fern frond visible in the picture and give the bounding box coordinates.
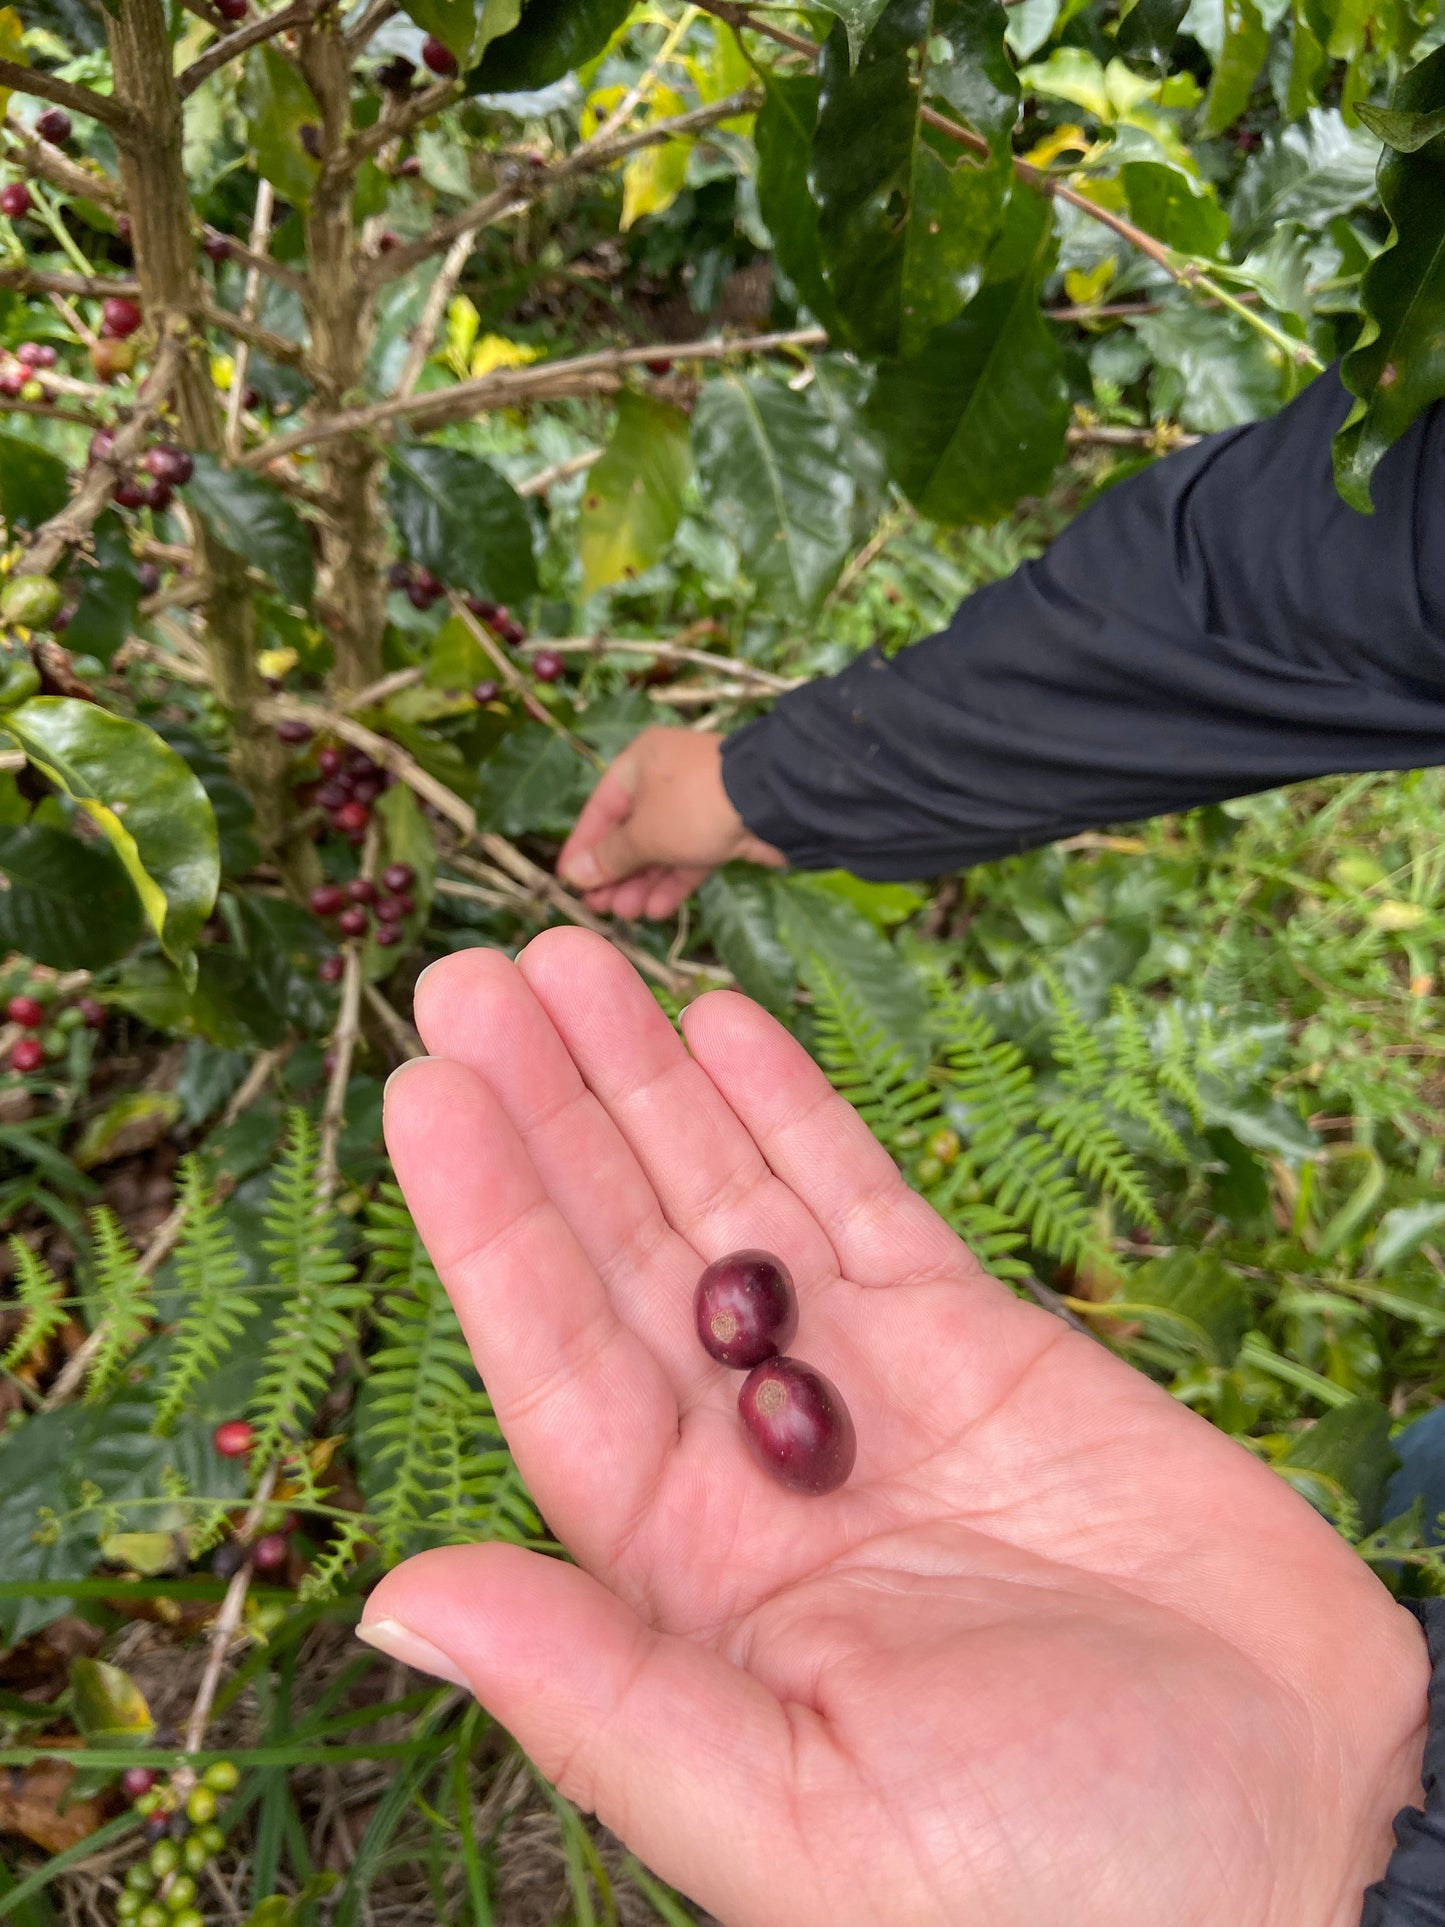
[1,1237,68,1373]
[807,956,939,1146]
[83,1209,152,1405]
[153,1158,257,1435]
[298,1517,374,1601]
[1042,968,1110,1096]
[248,1112,366,1468]
[932,988,1039,1138]
[1157,1004,1207,1131]
[360,1186,494,1561]
[1104,988,1190,1161]
[971,1133,1102,1267]
[1036,1092,1160,1231]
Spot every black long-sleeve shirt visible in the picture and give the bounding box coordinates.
[720,369,1445,878]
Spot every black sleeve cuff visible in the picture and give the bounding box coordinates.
[1360,1598,1445,1926]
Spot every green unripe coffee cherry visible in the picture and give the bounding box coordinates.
[125,1864,158,1895]
[148,1839,180,1879]
[55,1004,84,1033]
[197,1824,225,1856]
[117,1891,143,1921]
[182,1836,210,1875]
[201,1759,239,1792]
[171,1911,206,1927]
[0,574,63,631]
[185,1784,217,1825]
[915,1155,945,1187]
[927,1127,961,1165]
[163,1873,197,1910]
[0,653,40,705]
[137,1905,168,1927]
[40,1025,66,1057]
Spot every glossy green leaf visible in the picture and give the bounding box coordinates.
[867,188,1069,524]
[923,0,1021,155]
[772,872,931,1071]
[403,0,519,65]
[578,392,691,596]
[1122,160,1228,256]
[1200,0,1269,136]
[755,75,845,332]
[62,514,140,666]
[698,864,797,1019]
[1334,46,1445,512]
[470,0,631,92]
[185,456,315,609]
[0,824,144,970]
[1133,304,1285,432]
[691,374,855,616]
[811,0,892,62]
[3,699,219,982]
[1229,106,1381,251]
[1275,1396,1398,1532]
[1116,0,1190,69]
[0,432,68,532]
[477,723,591,837]
[1103,1251,1250,1365]
[242,44,321,208]
[1356,97,1445,154]
[812,1,1012,356]
[69,1659,154,1743]
[385,446,538,607]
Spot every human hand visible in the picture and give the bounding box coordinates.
[556,726,785,919]
[366,931,1428,1927]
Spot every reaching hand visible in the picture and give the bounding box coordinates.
[556,726,785,919]
[366,932,1427,1927]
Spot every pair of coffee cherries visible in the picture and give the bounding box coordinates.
[694,1251,855,1496]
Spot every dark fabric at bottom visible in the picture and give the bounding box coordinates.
[1360,1598,1445,1926]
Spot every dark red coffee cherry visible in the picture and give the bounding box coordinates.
[318,954,344,984]
[317,744,344,777]
[464,594,498,621]
[216,0,248,19]
[298,123,321,160]
[645,356,672,375]
[737,1356,856,1496]
[202,228,231,263]
[346,877,377,904]
[375,894,409,923]
[376,229,402,254]
[136,562,160,596]
[381,862,413,893]
[113,477,148,510]
[533,648,564,683]
[0,182,32,220]
[145,444,193,486]
[374,922,400,947]
[472,679,500,704]
[141,479,173,514]
[88,427,117,466]
[7,994,44,1029]
[309,883,344,917]
[376,55,414,92]
[16,342,56,369]
[421,35,458,76]
[694,1249,797,1370]
[78,997,107,1030]
[332,799,369,834]
[396,154,422,177]
[10,1037,44,1073]
[0,365,25,399]
[337,905,368,937]
[211,1539,247,1580]
[251,1533,289,1574]
[275,718,312,744]
[121,1766,157,1800]
[101,296,143,339]
[212,1419,255,1458]
[36,108,72,145]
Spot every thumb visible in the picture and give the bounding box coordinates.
[360,1544,792,1916]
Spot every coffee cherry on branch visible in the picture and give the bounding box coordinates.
[10,1038,44,1073]
[79,997,107,1030]
[251,1533,288,1574]
[421,34,459,75]
[695,1250,798,1369]
[275,718,312,745]
[376,229,402,254]
[16,342,57,369]
[101,295,144,339]
[337,905,368,937]
[202,228,231,263]
[375,55,414,92]
[1,574,63,628]
[298,123,322,160]
[397,154,422,177]
[91,336,137,382]
[375,895,408,924]
[309,883,344,917]
[333,799,370,834]
[463,594,498,622]
[216,0,248,19]
[114,477,148,510]
[0,182,32,219]
[532,648,565,684]
[35,108,72,145]
[88,427,117,465]
[346,877,376,904]
[374,923,400,947]
[318,954,344,984]
[141,480,173,514]
[472,679,500,705]
[737,1356,856,1496]
[212,1418,255,1458]
[121,1767,158,1801]
[645,356,672,375]
[317,744,344,777]
[381,862,414,893]
[137,561,161,593]
[0,366,25,399]
[145,445,193,487]
[405,566,443,609]
[7,994,45,1029]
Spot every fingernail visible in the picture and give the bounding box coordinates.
[414,956,446,994]
[384,1056,430,1102]
[563,850,599,887]
[355,1616,470,1688]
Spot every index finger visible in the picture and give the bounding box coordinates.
[557,755,636,878]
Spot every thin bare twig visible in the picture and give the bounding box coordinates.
[317,830,373,1207]
[241,326,825,466]
[0,265,140,301]
[395,225,477,401]
[0,396,97,428]
[4,114,124,206]
[450,594,601,762]
[518,632,803,691]
[344,0,399,52]
[202,296,309,372]
[346,78,455,171]
[363,982,423,1060]
[178,2,315,97]
[516,446,603,498]
[225,180,275,458]
[0,61,131,133]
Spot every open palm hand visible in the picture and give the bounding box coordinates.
[368,932,1426,1927]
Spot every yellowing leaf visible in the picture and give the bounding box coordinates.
[469,334,544,378]
[1064,258,1116,305]
[257,645,298,678]
[100,1531,180,1576]
[1023,122,1096,166]
[70,1657,155,1741]
[0,10,25,121]
[579,391,692,595]
[446,294,480,378]
[1369,899,1429,931]
[619,85,693,230]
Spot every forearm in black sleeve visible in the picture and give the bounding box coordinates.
[719,368,1445,883]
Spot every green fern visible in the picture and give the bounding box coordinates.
[248,1112,366,1474]
[1105,987,1190,1160]
[153,1159,257,1435]
[807,957,939,1147]
[1157,1002,1208,1130]
[360,1187,502,1560]
[83,1209,152,1405]
[299,1516,374,1602]
[1038,973,1159,1230]
[1,1237,68,1373]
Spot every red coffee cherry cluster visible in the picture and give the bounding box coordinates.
[287,738,393,844]
[308,863,415,953]
[694,1251,856,1495]
[6,986,106,1073]
[0,341,57,401]
[86,425,194,515]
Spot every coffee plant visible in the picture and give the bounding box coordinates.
[1,0,1444,1918]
